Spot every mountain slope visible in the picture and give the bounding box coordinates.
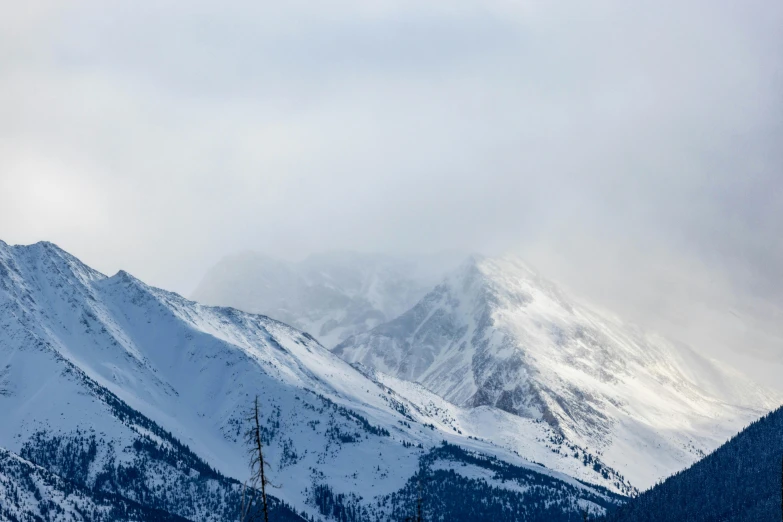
[191,251,462,347]
[334,255,780,488]
[603,405,783,522]
[0,241,627,521]
[0,446,190,522]
[0,441,305,522]
[0,245,305,522]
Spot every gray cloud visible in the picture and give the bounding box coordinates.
[1,0,781,381]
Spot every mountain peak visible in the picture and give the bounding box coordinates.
[439,254,572,320]
[333,254,780,488]
[12,240,69,258]
[111,268,142,284]
[0,239,106,293]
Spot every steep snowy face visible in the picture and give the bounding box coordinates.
[0,241,631,521]
[334,255,781,488]
[192,251,463,347]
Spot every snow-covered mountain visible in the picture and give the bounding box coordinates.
[0,241,627,521]
[333,255,781,488]
[192,251,463,347]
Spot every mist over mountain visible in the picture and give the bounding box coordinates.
[188,246,781,491]
[192,251,465,347]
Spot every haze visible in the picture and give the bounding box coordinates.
[1,1,781,385]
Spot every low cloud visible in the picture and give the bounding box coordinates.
[1,0,781,379]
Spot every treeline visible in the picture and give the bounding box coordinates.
[602,405,783,522]
[307,441,624,522]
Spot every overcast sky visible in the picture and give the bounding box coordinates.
[1,1,782,382]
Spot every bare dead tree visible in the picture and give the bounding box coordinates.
[403,470,425,522]
[240,395,275,522]
[416,475,423,522]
